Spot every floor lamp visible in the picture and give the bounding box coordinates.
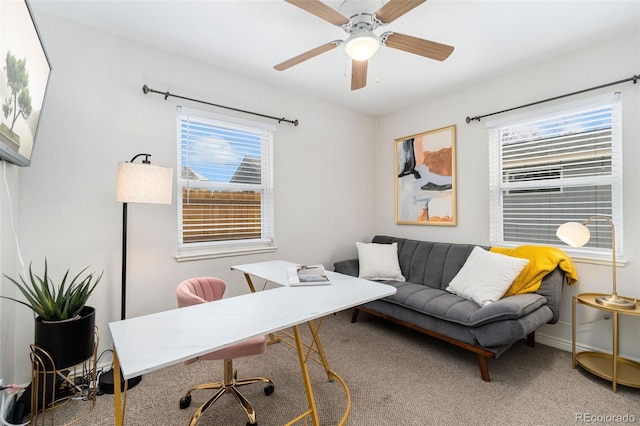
[556,215,635,310]
[99,153,173,394]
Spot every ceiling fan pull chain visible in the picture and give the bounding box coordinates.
[344,51,348,78]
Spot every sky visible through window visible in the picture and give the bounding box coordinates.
[180,119,261,184]
[503,107,611,146]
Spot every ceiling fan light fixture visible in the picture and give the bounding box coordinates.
[345,31,380,61]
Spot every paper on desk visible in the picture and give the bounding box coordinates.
[287,264,332,286]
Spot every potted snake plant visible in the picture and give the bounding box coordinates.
[2,259,102,369]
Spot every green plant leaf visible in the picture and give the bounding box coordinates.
[1,260,102,321]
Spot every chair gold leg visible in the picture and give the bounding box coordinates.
[183,359,273,425]
[190,387,226,426]
[235,376,273,387]
[185,381,224,396]
[230,386,257,425]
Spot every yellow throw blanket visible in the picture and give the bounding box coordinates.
[490,245,578,297]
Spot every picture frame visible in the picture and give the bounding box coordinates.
[0,0,51,166]
[395,125,457,226]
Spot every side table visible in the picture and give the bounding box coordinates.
[29,328,99,425]
[572,293,640,392]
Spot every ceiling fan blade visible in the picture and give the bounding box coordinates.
[285,0,350,26]
[274,41,340,71]
[351,60,368,90]
[374,0,427,24]
[383,32,454,61]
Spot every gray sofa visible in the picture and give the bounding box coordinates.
[334,235,568,381]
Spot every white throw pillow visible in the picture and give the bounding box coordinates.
[446,246,529,306]
[356,242,405,282]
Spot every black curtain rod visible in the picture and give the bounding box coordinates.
[142,85,299,126]
[465,73,639,124]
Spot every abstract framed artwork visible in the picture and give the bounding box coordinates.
[395,125,457,226]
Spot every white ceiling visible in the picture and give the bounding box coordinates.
[30,0,640,116]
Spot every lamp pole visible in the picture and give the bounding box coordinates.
[121,201,128,321]
[582,216,634,310]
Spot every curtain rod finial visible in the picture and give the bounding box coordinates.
[142,84,150,94]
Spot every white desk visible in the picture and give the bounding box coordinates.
[109,260,395,425]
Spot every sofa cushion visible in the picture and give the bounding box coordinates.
[381,280,547,328]
[361,296,552,349]
[471,305,553,347]
[446,247,529,306]
[356,242,405,281]
[468,293,548,325]
[383,281,478,324]
[371,235,482,290]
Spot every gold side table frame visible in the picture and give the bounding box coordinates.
[30,327,99,425]
[572,293,640,392]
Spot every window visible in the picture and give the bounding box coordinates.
[176,106,275,260]
[488,93,622,259]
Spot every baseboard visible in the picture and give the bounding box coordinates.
[537,333,606,354]
[536,333,640,363]
[536,333,573,353]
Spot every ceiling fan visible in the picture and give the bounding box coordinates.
[274,0,454,91]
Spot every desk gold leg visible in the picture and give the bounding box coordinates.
[293,324,320,426]
[328,371,351,426]
[307,319,351,424]
[243,273,257,293]
[113,348,129,426]
[286,322,351,426]
[242,273,281,345]
[307,320,333,382]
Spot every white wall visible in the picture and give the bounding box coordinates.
[376,31,640,360]
[0,163,21,383]
[0,13,376,382]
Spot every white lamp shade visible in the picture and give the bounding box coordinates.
[116,162,173,204]
[556,221,591,247]
[345,32,380,61]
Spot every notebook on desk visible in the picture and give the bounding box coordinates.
[287,265,332,286]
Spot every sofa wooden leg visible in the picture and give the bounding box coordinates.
[477,354,490,382]
[351,308,360,323]
[527,331,535,347]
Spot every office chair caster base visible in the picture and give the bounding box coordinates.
[264,384,274,396]
[179,395,192,409]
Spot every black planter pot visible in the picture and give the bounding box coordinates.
[34,305,96,370]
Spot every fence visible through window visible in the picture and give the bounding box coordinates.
[182,188,262,243]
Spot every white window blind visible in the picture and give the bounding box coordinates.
[488,93,622,258]
[176,106,275,255]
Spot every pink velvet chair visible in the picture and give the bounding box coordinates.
[176,277,274,426]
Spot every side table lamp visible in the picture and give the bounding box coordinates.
[556,215,635,310]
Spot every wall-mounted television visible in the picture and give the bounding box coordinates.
[0,0,51,167]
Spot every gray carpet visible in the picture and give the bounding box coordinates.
[46,310,639,425]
